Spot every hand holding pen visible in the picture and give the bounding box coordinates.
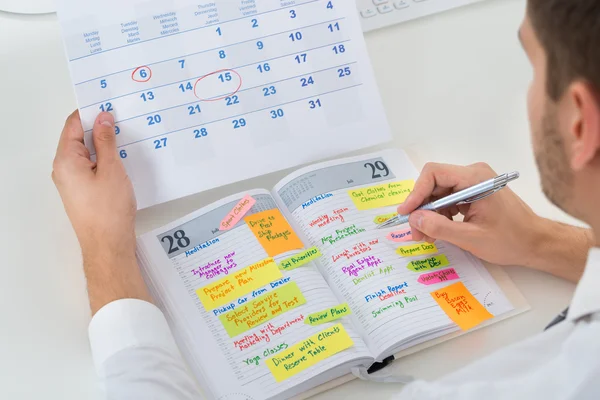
[386,163,544,268]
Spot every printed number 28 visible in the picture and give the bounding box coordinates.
[161,230,191,255]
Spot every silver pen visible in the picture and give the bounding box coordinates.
[376,172,520,229]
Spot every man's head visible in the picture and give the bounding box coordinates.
[521,0,600,225]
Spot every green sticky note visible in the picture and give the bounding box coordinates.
[406,255,450,272]
[279,247,322,271]
[304,303,352,326]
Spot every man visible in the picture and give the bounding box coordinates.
[52,0,600,399]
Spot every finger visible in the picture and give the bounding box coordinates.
[409,210,479,247]
[398,163,470,215]
[57,110,85,155]
[92,112,118,168]
[411,227,425,242]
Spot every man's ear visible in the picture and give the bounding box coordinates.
[568,81,600,171]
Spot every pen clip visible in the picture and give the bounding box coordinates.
[457,185,506,205]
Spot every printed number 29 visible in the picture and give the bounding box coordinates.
[364,161,390,179]
[161,230,191,255]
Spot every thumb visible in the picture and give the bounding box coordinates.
[92,112,118,167]
[409,211,478,248]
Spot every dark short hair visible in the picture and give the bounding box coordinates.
[528,0,600,100]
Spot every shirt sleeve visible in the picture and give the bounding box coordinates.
[393,316,600,400]
[88,299,203,400]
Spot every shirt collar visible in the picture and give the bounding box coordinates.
[568,247,600,321]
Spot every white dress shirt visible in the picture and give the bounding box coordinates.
[89,248,600,400]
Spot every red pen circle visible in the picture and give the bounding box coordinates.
[194,69,243,101]
[131,66,153,82]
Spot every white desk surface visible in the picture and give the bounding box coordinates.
[0,0,582,398]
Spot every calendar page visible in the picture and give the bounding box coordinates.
[56,0,391,209]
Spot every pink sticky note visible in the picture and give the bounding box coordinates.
[386,229,413,242]
[220,195,256,231]
[417,268,460,285]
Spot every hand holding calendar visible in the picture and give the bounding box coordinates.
[56,0,391,209]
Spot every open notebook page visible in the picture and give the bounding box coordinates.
[272,150,514,360]
[137,189,372,400]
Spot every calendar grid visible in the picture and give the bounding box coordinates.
[90,82,364,155]
[74,16,346,87]
[69,0,322,62]
[80,38,352,110]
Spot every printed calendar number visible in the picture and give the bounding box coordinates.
[327,1,334,9]
[119,150,127,159]
[115,126,120,135]
[263,86,276,96]
[147,115,162,125]
[332,44,346,54]
[179,82,193,92]
[256,41,264,50]
[338,67,351,77]
[328,22,340,32]
[364,161,390,179]
[257,63,271,73]
[289,32,303,42]
[301,76,315,86]
[219,50,227,59]
[188,105,201,115]
[270,109,285,119]
[216,26,222,36]
[290,10,297,18]
[99,102,113,112]
[252,18,259,28]
[194,128,208,138]
[295,53,307,64]
[232,118,247,129]
[225,95,240,106]
[218,72,232,82]
[309,99,322,109]
[100,79,107,88]
[154,138,167,149]
[179,60,185,68]
[161,230,191,255]
[132,66,152,83]
[140,91,155,102]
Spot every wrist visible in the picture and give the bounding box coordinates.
[524,217,594,282]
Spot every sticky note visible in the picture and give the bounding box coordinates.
[348,180,414,210]
[266,323,354,382]
[220,194,256,231]
[373,213,397,225]
[279,247,322,271]
[406,255,450,272]
[386,229,413,242]
[219,282,306,337]
[196,257,282,309]
[244,209,304,257]
[396,243,438,257]
[431,282,493,331]
[417,268,459,285]
[304,303,352,326]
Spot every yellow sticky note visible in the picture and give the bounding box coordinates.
[266,323,353,382]
[396,243,438,257]
[245,209,304,257]
[373,213,397,225]
[348,180,414,210]
[430,282,493,331]
[219,282,306,337]
[196,258,282,309]
[304,303,352,326]
[279,247,322,271]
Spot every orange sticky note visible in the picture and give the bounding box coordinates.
[430,282,493,331]
[244,209,304,257]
